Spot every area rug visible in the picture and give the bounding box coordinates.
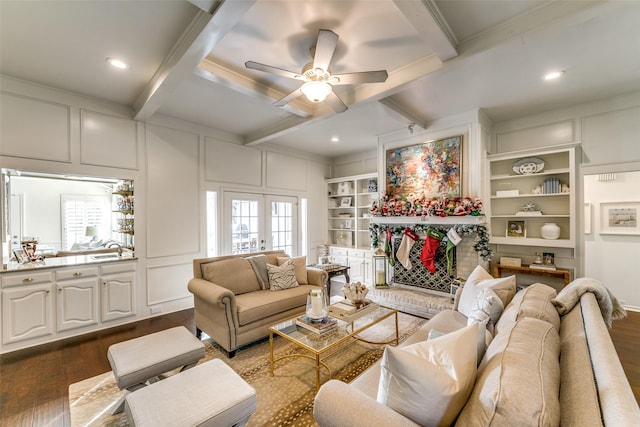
[69,312,426,427]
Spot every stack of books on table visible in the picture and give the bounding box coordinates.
[529,263,557,271]
[328,300,379,322]
[295,316,338,334]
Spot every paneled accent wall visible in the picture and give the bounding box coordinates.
[145,124,200,258]
[581,106,640,167]
[146,263,193,306]
[0,92,71,162]
[80,110,138,169]
[266,151,307,191]
[205,137,262,185]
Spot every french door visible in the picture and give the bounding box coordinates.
[223,192,298,255]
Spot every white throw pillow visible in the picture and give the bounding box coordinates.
[467,286,504,335]
[429,319,492,366]
[458,265,515,318]
[267,261,298,291]
[377,323,478,426]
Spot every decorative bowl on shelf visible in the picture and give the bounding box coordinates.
[512,157,545,175]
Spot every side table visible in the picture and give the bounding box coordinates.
[310,264,350,296]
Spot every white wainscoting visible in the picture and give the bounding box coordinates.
[80,110,138,169]
[205,137,262,186]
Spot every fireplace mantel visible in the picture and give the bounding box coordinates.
[370,216,486,226]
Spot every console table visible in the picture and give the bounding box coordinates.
[493,264,571,286]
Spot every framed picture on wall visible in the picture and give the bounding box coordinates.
[13,249,29,263]
[506,220,526,238]
[385,135,462,199]
[599,202,640,235]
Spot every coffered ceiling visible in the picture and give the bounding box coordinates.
[1,0,639,159]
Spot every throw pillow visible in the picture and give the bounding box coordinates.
[377,323,478,426]
[458,265,515,318]
[267,261,298,291]
[429,319,491,366]
[277,255,307,285]
[246,254,270,290]
[467,286,504,335]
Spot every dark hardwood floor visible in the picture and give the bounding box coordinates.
[1,308,639,426]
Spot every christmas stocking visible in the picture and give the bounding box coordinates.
[396,227,419,269]
[420,227,444,273]
[445,228,462,275]
[384,226,395,266]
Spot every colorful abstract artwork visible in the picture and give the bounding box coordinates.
[385,135,462,199]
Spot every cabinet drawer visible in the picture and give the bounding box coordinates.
[2,271,54,288]
[100,261,136,275]
[56,267,99,281]
[329,247,348,257]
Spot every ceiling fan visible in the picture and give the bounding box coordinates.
[245,29,388,113]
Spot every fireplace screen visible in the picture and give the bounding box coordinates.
[392,237,456,294]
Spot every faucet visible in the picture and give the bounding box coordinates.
[108,243,123,256]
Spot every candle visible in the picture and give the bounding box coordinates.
[376,271,385,285]
[311,294,322,316]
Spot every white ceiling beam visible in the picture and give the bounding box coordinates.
[378,98,426,129]
[393,0,458,62]
[188,0,220,13]
[133,1,255,121]
[196,59,312,117]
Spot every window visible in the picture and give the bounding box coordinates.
[61,195,110,249]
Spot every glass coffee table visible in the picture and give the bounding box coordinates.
[269,306,398,392]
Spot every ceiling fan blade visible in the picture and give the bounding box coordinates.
[273,87,304,107]
[326,91,348,113]
[312,29,339,71]
[331,70,388,85]
[245,61,302,80]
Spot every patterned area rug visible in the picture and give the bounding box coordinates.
[69,312,426,427]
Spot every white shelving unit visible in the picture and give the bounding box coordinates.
[326,173,378,249]
[487,144,578,249]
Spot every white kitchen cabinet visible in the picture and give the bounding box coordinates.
[2,271,55,344]
[328,246,374,286]
[56,267,99,332]
[101,262,136,322]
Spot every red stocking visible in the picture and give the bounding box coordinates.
[420,228,444,273]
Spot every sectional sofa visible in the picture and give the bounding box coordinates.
[314,267,640,426]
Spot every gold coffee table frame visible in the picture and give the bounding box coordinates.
[269,306,398,392]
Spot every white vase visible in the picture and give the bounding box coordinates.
[541,223,560,240]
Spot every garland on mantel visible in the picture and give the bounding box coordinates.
[369,223,492,261]
[370,195,484,217]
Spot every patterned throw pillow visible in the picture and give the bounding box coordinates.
[467,287,504,336]
[267,261,298,291]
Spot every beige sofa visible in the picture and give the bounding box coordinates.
[188,250,328,357]
[314,280,640,426]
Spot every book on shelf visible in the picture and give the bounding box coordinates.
[328,299,379,322]
[529,263,557,271]
[295,316,338,334]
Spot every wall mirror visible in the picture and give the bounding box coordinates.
[2,169,134,261]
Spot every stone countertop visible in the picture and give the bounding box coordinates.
[1,253,137,273]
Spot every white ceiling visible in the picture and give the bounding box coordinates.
[1,0,640,159]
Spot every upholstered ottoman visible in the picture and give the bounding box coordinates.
[107,326,205,414]
[124,358,258,427]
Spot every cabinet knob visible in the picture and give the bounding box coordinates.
[73,272,82,276]
[23,277,34,282]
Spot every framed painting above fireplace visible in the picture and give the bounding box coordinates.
[385,135,462,199]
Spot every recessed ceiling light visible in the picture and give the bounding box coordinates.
[106,57,129,70]
[330,137,340,143]
[544,70,565,81]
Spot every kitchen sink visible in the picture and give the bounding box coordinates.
[91,254,120,260]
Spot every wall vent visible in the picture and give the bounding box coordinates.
[598,173,616,181]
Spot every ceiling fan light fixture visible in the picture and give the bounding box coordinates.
[301,81,332,103]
